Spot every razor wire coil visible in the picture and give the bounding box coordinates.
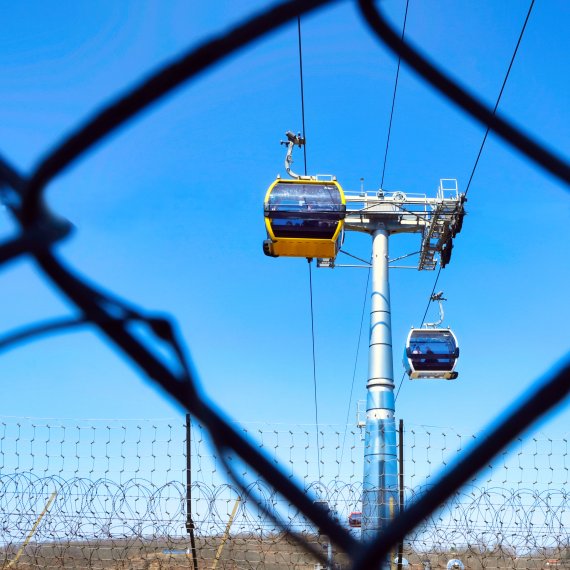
[0,419,569,568]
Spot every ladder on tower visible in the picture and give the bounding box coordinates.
[418,179,465,271]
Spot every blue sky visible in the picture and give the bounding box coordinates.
[0,0,568,445]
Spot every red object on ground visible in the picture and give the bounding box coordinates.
[348,511,362,528]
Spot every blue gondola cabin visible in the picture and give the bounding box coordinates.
[403,328,459,380]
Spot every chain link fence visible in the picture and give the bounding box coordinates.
[0,0,569,568]
[0,417,568,569]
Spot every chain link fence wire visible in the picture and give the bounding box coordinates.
[0,418,569,569]
[0,0,569,568]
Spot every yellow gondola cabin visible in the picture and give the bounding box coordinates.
[263,178,346,259]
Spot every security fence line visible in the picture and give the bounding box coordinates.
[0,416,569,569]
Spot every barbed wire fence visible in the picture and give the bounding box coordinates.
[0,417,569,569]
[0,0,569,568]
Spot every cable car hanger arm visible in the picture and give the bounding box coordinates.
[281,131,309,180]
[424,292,446,328]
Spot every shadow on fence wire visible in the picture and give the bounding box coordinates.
[0,0,569,568]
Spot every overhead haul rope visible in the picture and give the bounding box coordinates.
[395,0,535,402]
[464,0,535,197]
[297,16,308,176]
[376,0,411,407]
[394,265,442,401]
[307,260,322,479]
[338,267,370,476]
[297,15,322,478]
[337,1,410,475]
[380,0,410,188]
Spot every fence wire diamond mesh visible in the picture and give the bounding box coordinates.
[0,1,568,569]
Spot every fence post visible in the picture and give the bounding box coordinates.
[186,413,199,570]
[397,418,404,570]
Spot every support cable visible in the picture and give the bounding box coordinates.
[358,0,570,186]
[395,265,442,401]
[339,248,372,266]
[377,0,411,404]
[308,259,322,479]
[18,0,337,226]
[338,267,371,475]
[297,15,321,479]
[380,0,410,188]
[395,1,534,402]
[417,265,443,331]
[297,16,308,175]
[464,0,535,197]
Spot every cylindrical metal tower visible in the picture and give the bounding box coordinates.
[362,226,399,544]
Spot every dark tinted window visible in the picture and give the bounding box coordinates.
[268,182,343,212]
[409,331,457,371]
[271,218,338,239]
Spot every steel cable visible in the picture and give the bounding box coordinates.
[296,13,323,483]
[307,261,322,481]
[394,0,534,402]
[297,16,309,176]
[464,0,535,197]
[380,0,410,189]
[357,0,570,187]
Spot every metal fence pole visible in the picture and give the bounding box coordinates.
[397,418,405,570]
[186,413,199,570]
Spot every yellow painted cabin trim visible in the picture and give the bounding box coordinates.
[264,178,345,259]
